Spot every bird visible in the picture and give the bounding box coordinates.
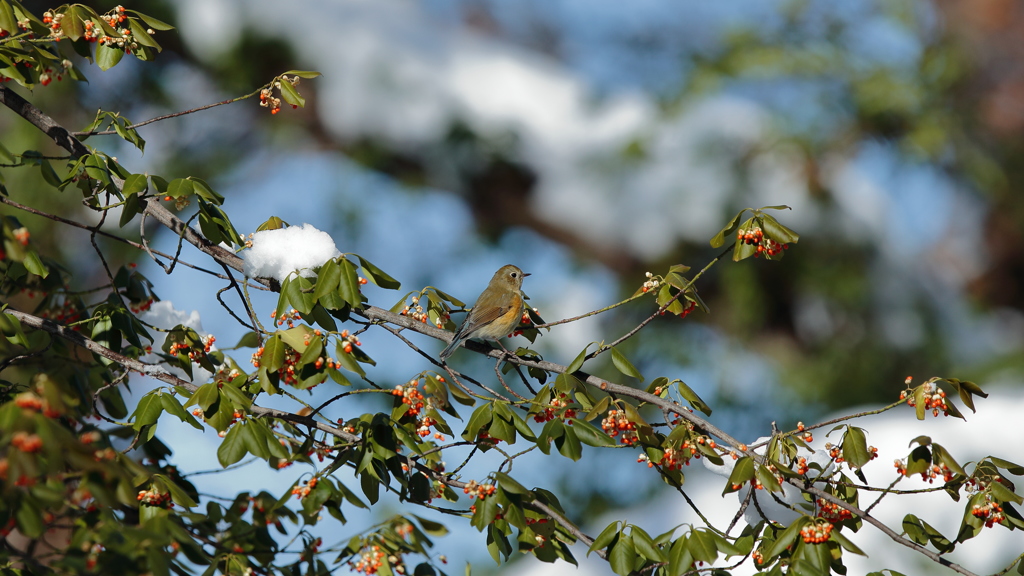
[440,264,530,360]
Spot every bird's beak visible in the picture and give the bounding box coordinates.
[522,272,532,277]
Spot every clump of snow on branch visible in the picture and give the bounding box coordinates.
[138,300,214,384]
[242,223,342,282]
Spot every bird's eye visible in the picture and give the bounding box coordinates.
[510,272,518,278]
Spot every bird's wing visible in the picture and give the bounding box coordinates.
[460,304,509,336]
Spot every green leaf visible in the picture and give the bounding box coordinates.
[190,178,224,204]
[765,518,807,560]
[0,1,17,36]
[710,209,748,248]
[192,382,220,412]
[151,473,197,508]
[220,383,252,410]
[282,70,323,79]
[23,251,49,278]
[335,340,366,377]
[217,425,247,467]
[127,10,174,30]
[165,178,195,201]
[261,335,286,373]
[588,522,621,556]
[991,479,1024,505]
[842,426,871,469]
[668,536,693,576]
[724,457,755,495]
[608,533,636,576]
[609,347,643,381]
[16,500,44,539]
[131,392,164,430]
[119,191,141,227]
[567,344,592,374]
[96,42,124,71]
[39,159,62,188]
[759,213,800,244]
[338,257,363,308]
[314,259,341,303]
[557,426,583,461]
[991,457,1024,476]
[570,418,616,447]
[285,276,314,315]
[675,380,712,416]
[631,526,667,562]
[129,18,161,49]
[278,80,305,107]
[61,5,85,41]
[902,514,927,545]
[358,256,401,289]
[161,393,203,430]
[830,529,866,556]
[687,530,719,564]
[494,472,528,495]
[755,464,782,493]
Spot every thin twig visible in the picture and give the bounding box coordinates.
[73,89,265,137]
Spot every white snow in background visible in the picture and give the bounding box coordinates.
[137,300,214,384]
[242,223,341,282]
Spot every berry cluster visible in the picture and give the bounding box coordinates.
[601,409,638,445]
[259,76,301,115]
[901,379,950,417]
[462,479,496,499]
[10,431,43,453]
[350,545,386,574]
[640,271,660,293]
[137,488,172,508]
[795,457,809,475]
[416,415,444,440]
[637,444,695,471]
[533,392,577,423]
[825,442,878,465]
[737,226,788,258]
[307,442,335,462]
[893,459,956,483]
[794,422,814,443]
[291,477,318,499]
[271,308,302,328]
[339,329,362,355]
[800,520,834,544]
[399,295,438,326]
[167,335,216,363]
[128,296,154,314]
[93,447,117,461]
[972,498,1006,528]
[85,543,104,571]
[12,226,29,245]
[15,391,61,418]
[817,498,854,522]
[392,379,426,417]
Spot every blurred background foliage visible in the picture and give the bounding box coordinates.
[5,0,1024,536]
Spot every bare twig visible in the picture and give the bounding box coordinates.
[74,89,265,137]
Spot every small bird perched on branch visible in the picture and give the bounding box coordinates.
[440,264,530,360]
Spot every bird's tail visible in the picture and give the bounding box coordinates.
[439,336,461,360]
